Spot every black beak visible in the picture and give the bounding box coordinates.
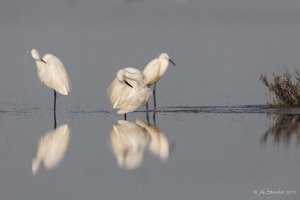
[169,58,176,67]
[41,59,46,64]
[124,80,133,88]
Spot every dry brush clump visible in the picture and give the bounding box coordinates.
[260,70,300,107]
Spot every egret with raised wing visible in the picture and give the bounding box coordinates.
[107,67,152,120]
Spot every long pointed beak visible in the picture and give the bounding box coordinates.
[169,58,176,67]
[124,80,133,88]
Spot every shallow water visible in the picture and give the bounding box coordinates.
[1,0,300,199]
[0,108,299,200]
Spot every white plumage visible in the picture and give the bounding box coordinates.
[31,49,71,95]
[32,124,71,174]
[143,52,175,109]
[143,52,175,86]
[107,67,152,115]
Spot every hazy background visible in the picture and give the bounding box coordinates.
[1,1,300,200]
[1,0,300,111]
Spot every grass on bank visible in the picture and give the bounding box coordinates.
[260,70,300,107]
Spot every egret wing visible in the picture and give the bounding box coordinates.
[107,78,134,109]
[117,87,152,113]
[143,59,160,85]
[43,55,71,95]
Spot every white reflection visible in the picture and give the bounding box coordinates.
[110,119,169,170]
[32,124,71,174]
[136,119,169,161]
[111,120,150,170]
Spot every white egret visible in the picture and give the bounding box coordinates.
[32,124,71,174]
[31,49,72,112]
[110,120,149,170]
[107,67,152,119]
[143,52,176,110]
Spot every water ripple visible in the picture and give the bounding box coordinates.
[2,105,300,115]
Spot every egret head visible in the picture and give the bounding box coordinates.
[116,69,126,82]
[116,69,134,88]
[31,49,41,61]
[159,52,176,67]
[159,52,170,60]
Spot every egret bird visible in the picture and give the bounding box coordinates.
[143,52,176,110]
[32,124,71,174]
[31,49,72,112]
[107,67,152,120]
[110,120,149,170]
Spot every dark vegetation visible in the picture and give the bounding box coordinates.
[260,70,300,107]
[261,114,300,146]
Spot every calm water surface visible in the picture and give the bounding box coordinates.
[0,108,299,200]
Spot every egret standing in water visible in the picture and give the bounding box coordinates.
[31,49,72,112]
[107,67,152,120]
[143,52,176,110]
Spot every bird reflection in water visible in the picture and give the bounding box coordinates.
[261,114,300,147]
[111,120,150,170]
[136,119,169,161]
[32,111,71,174]
[110,118,170,170]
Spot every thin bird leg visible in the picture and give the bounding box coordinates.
[53,109,57,129]
[146,103,150,125]
[53,90,57,113]
[153,84,157,110]
[153,110,156,126]
[124,113,127,120]
[146,101,149,114]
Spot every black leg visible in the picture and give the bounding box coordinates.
[124,113,127,120]
[146,102,150,125]
[53,90,57,113]
[153,84,156,111]
[153,110,156,126]
[146,101,149,113]
[53,109,57,129]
